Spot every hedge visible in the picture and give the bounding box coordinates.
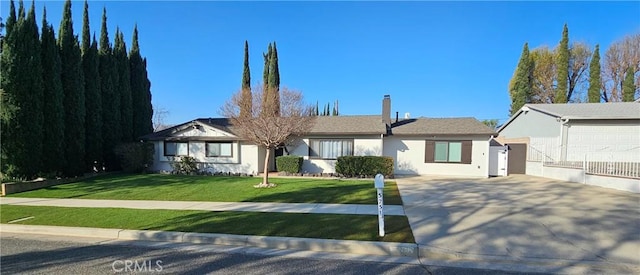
[335,156,394,178]
[276,155,303,173]
[114,142,155,173]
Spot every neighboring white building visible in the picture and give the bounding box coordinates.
[498,102,640,162]
[143,95,496,178]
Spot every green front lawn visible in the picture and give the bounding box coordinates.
[9,173,403,205]
[1,205,414,243]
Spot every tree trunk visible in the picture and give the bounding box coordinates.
[262,146,270,186]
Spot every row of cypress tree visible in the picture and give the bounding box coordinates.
[1,0,153,179]
[240,41,281,117]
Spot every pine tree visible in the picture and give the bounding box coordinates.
[114,29,133,141]
[588,44,602,103]
[315,101,319,116]
[240,40,252,118]
[556,24,569,103]
[622,66,636,102]
[40,7,66,175]
[509,43,533,115]
[1,0,44,178]
[82,1,103,171]
[57,0,86,176]
[98,8,120,170]
[268,42,280,115]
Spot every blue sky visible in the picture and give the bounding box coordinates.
[3,1,639,125]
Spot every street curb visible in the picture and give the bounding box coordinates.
[3,224,637,274]
[0,224,418,258]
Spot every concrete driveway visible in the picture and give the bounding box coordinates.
[395,174,640,274]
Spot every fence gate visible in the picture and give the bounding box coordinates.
[489,146,508,176]
[507,143,527,175]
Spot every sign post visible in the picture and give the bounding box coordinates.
[374,174,385,237]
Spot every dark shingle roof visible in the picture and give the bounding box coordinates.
[390,117,496,136]
[141,116,495,140]
[308,115,387,135]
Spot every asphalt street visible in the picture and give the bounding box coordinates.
[0,234,541,275]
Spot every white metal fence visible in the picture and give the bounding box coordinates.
[528,137,640,179]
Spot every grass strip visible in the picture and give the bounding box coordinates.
[10,173,403,205]
[1,205,414,243]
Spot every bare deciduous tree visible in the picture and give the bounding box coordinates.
[221,86,314,187]
[603,33,640,102]
[152,107,171,132]
[568,42,591,102]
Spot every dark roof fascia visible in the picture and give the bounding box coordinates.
[140,120,197,140]
[147,136,243,142]
[390,133,496,138]
[306,132,385,136]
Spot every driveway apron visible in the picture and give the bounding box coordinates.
[395,174,640,269]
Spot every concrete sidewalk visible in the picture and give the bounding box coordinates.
[0,197,405,216]
[395,174,640,274]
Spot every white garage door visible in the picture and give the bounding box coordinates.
[567,124,640,161]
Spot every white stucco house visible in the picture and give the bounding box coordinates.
[142,95,496,178]
[498,102,640,162]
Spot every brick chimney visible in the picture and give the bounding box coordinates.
[382,95,391,128]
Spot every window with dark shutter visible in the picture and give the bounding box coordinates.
[425,140,435,163]
[425,140,472,164]
[461,140,472,164]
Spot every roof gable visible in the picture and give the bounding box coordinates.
[499,102,640,133]
[141,119,238,141]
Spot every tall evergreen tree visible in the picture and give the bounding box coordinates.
[82,1,103,171]
[268,42,280,115]
[622,66,636,102]
[114,29,132,141]
[1,1,44,178]
[588,44,602,103]
[17,0,25,21]
[98,8,120,170]
[5,0,16,35]
[40,7,66,175]
[1,0,18,176]
[556,24,569,103]
[261,43,272,116]
[142,57,154,135]
[130,25,153,139]
[509,43,533,115]
[240,40,252,118]
[262,43,271,88]
[59,0,85,176]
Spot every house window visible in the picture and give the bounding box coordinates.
[206,142,233,157]
[164,142,188,156]
[425,140,472,164]
[309,139,353,159]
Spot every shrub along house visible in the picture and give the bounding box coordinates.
[142,95,496,177]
